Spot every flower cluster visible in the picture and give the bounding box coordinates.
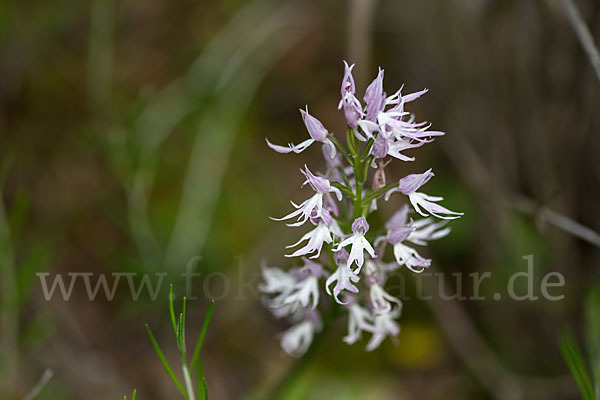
[261,62,462,357]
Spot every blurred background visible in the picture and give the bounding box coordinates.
[1,0,599,398]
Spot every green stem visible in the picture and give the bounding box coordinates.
[349,137,363,220]
[328,135,352,164]
[353,178,363,219]
[336,166,351,189]
[361,138,374,159]
[182,365,196,400]
[362,183,398,205]
[331,182,354,198]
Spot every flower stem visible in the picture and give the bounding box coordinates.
[362,183,397,204]
[182,365,196,400]
[328,135,352,164]
[347,130,364,220]
[354,177,363,219]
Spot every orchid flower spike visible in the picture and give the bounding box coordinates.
[262,62,463,355]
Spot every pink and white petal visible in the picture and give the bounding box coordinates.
[290,138,315,153]
[402,88,429,103]
[266,138,294,153]
[322,138,336,159]
[329,186,343,201]
[384,186,401,201]
[363,239,377,258]
[270,207,304,222]
[408,194,429,217]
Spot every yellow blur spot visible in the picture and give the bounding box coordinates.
[389,324,445,368]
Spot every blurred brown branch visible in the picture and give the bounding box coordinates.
[555,0,600,83]
[22,369,53,400]
[347,0,379,87]
[444,128,600,248]
[424,266,576,400]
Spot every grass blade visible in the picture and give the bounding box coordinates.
[559,329,594,400]
[202,377,209,400]
[145,324,187,398]
[191,300,214,371]
[180,297,187,356]
[124,389,136,400]
[586,288,600,399]
[169,285,177,336]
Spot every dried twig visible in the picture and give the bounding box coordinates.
[422,266,522,399]
[347,0,379,87]
[513,194,600,247]
[22,369,54,400]
[443,128,600,248]
[422,267,577,400]
[556,0,600,83]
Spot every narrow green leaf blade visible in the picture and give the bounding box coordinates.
[169,285,177,336]
[586,288,600,399]
[202,377,209,400]
[191,300,214,371]
[559,329,594,400]
[145,324,187,398]
[181,297,187,354]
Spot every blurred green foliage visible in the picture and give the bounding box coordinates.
[0,0,599,398]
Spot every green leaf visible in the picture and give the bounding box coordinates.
[202,377,209,400]
[169,285,177,336]
[362,183,397,204]
[346,128,358,157]
[559,329,594,400]
[336,166,352,188]
[586,288,600,399]
[331,182,354,198]
[145,324,187,398]
[177,313,184,351]
[360,157,371,184]
[361,138,374,159]
[178,297,187,360]
[191,300,214,371]
[328,135,352,165]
